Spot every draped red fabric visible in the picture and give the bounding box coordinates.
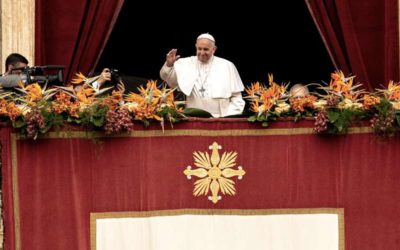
[1,120,400,249]
[0,127,15,250]
[305,0,399,90]
[35,0,124,83]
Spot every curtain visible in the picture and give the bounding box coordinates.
[35,0,124,83]
[305,0,399,90]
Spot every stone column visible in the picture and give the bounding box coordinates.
[0,1,35,248]
[0,0,35,73]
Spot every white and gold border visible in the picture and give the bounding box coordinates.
[91,208,344,250]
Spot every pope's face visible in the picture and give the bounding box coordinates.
[196,39,216,63]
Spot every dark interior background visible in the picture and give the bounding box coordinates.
[96,2,335,92]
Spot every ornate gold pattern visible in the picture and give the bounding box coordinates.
[14,126,373,140]
[184,142,246,204]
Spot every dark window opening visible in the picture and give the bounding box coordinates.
[96,2,335,92]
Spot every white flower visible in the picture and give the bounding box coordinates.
[79,103,89,112]
[338,99,362,109]
[391,101,400,110]
[123,102,138,112]
[16,104,31,116]
[313,100,327,110]
[256,104,266,117]
[275,102,290,114]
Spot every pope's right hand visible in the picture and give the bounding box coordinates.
[166,49,180,67]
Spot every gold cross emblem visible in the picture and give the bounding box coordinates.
[184,142,246,204]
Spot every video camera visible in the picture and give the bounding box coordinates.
[13,65,65,86]
[109,68,121,85]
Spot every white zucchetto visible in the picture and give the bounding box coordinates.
[197,33,215,43]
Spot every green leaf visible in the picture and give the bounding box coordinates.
[248,116,257,122]
[68,116,81,124]
[40,124,52,134]
[92,116,105,127]
[183,108,212,118]
[396,113,400,127]
[293,113,302,122]
[327,110,340,122]
[142,119,150,127]
[336,124,343,132]
[256,115,265,122]
[12,118,26,128]
[223,113,246,118]
[261,121,269,127]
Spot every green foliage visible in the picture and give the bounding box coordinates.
[157,106,182,124]
[40,104,64,133]
[375,98,392,114]
[325,108,367,134]
[12,116,26,129]
[67,116,81,124]
[247,116,257,122]
[286,109,315,122]
[141,118,150,127]
[370,99,397,136]
[183,108,212,118]
[247,113,278,128]
[396,112,400,127]
[79,104,109,129]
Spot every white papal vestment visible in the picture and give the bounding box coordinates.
[160,56,245,117]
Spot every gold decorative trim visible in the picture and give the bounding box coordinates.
[339,208,345,250]
[11,133,21,249]
[92,207,343,218]
[90,208,345,250]
[14,126,373,140]
[90,213,97,250]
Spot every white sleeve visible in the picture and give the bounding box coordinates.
[226,92,245,116]
[160,63,178,88]
[92,81,100,92]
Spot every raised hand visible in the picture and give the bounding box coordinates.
[166,49,180,67]
[97,68,112,87]
[116,80,125,93]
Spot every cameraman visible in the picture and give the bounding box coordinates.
[2,53,29,77]
[92,68,112,89]
[92,68,125,93]
[0,53,29,87]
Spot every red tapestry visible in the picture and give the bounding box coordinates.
[1,119,400,249]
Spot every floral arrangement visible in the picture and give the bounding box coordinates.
[123,80,184,130]
[369,81,400,135]
[245,74,291,127]
[0,74,185,139]
[312,71,367,134]
[1,70,400,139]
[245,71,400,135]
